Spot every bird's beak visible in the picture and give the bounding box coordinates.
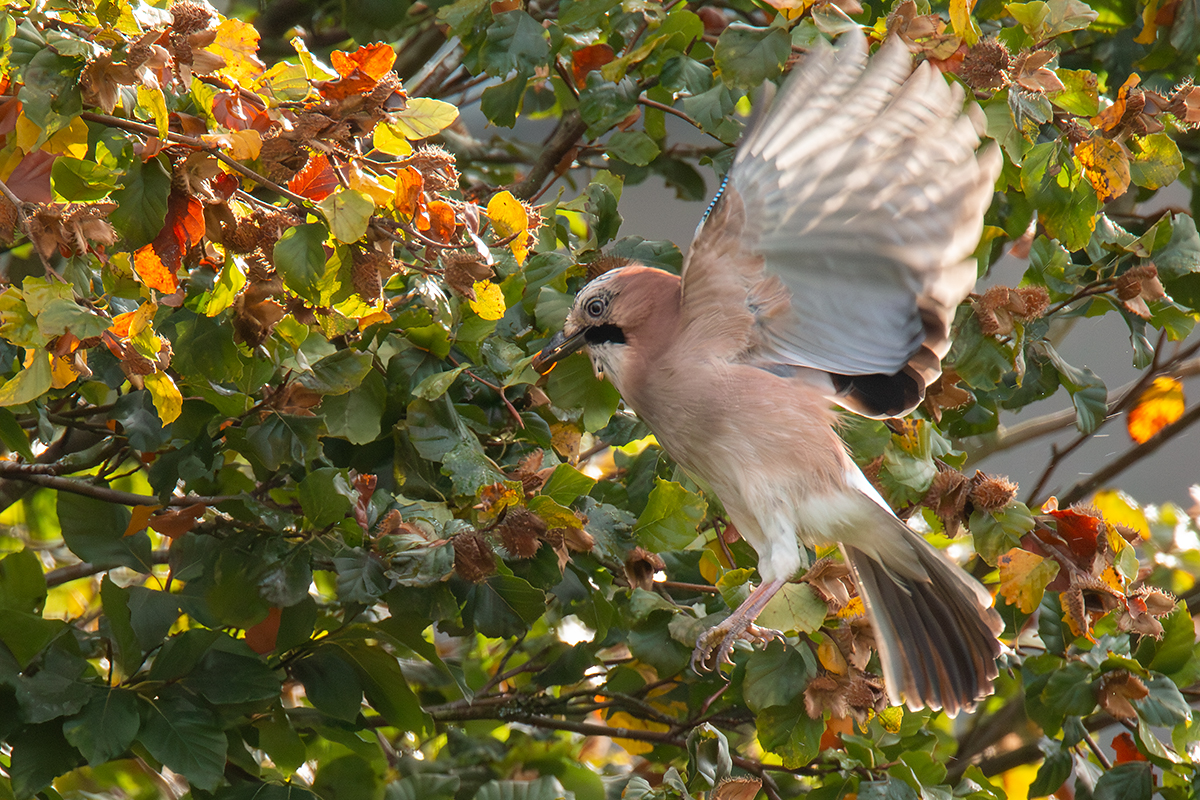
[532,328,588,374]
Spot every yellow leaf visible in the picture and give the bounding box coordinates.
[14,116,39,153]
[1076,136,1131,203]
[137,85,170,140]
[372,123,413,157]
[997,547,1060,614]
[388,97,460,140]
[128,301,158,339]
[876,705,903,733]
[346,161,396,208]
[357,310,392,330]
[202,129,262,161]
[0,351,52,406]
[1135,0,1161,44]
[486,190,530,265]
[1091,489,1150,539]
[39,117,89,157]
[124,503,162,537]
[1126,376,1184,444]
[469,280,506,321]
[49,353,80,389]
[144,370,183,424]
[605,711,668,755]
[206,18,266,84]
[817,638,848,674]
[950,0,981,44]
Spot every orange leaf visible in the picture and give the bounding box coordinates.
[211,90,270,133]
[124,503,162,537]
[330,42,396,82]
[1045,506,1105,563]
[1075,136,1131,203]
[427,199,457,243]
[1127,375,1185,443]
[1112,732,1148,764]
[132,190,205,293]
[287,153,337,201]
[393,166,423,217]
[571,44,615,87]
[149,503,207,539]
[205,18,266,85]
[244,606,281,654]
[109,311,137,338]
[1091,74,1140,132]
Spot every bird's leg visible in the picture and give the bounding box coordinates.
[691,578,788,673]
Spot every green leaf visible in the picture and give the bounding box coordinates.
[100,576,142,676]
[334,548,388,603]
[1132,673,1191,726]
[138,694,228,791]
[0,406,35,461]
[51,156,120,201]
[634,478,707,552]
[606,131,661,167]
[713,25,789,88]
[62,689,140,766]
[578,74,639,135]
[8,720,85,800]
[540,463,596,506]
[0,609,65,669]
[475,777,571,800]
[292,648,363,721]
[1028,738,1072,798]
[57,491,152,571]
[482,11,550,76]
[412,365,468,400]
[301,348,373,396]
[317,189,374,243]
[755,696,823,768]
[1153,213,1200,281]
[1128,134,1183,190]
[334,640,431,733]
[1050,69,1099,116]
[1093,762,1151,800]
[1041,343,1107,433]
[183,647,282,705]
[757,583,828,635]
[1135,607,1194,675]
[0,549,46,613]
[586,180,622,248]
[256,712,307,775]
[274,223,329,305]
[544,354,621,432]
[479,71,528,128]
[468,574,547,638]
[299,467,356,528]
[743,640,814,713]
[110,156,171,250]
[320,369,386,444]
[0,352,52,407]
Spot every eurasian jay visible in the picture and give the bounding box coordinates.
[533,28,1005,716]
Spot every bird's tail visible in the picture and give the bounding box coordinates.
[841,516,1002,717]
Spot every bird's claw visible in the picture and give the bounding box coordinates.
[690,622,786,675]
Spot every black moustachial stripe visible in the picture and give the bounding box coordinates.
[584,324,626,345]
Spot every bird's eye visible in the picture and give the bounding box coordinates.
[585,297,607,318]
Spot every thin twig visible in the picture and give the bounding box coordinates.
[0,464,233,507]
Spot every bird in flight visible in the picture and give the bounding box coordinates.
[533,27,1004,716]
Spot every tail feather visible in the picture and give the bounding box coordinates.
[842,526,1002,717]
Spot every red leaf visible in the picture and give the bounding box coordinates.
[5,150,55,202]
[571,44,615,87]
[393,166,423,217]
[1111,732,1148,764]
[133,190,206,293]
[211,90,270,133]
[287,153,337,201]
[1044,507,1104,563]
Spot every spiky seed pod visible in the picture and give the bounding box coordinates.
[170,0,213,34]
[407,145,460,192]
[1133,586,1178,616]
[497,506,547,559]
[453,531,496,583]
[351,249,392,302]
[844,673,887,721]
[923,469,970,535]
[443,252,493,299]
[960,39,1011,91]
[125,43,153,68]
[1097,670,1148,719]
[0,196,18,245]
[1014,286,1050,320]
[969,472,1018,512]
[225,218,263,254]
[366,72,405,113]
[374,509,403,537]
[624,546,666,590]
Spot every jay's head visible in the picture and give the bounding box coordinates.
[531,265,680,385]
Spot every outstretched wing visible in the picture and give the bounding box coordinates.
[680,29,1000,418]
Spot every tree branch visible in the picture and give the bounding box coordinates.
[510,110,588,201]
[46,549,172,587]
[0,463,233,507]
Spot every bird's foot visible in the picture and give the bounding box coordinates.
[691,620,785,674]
